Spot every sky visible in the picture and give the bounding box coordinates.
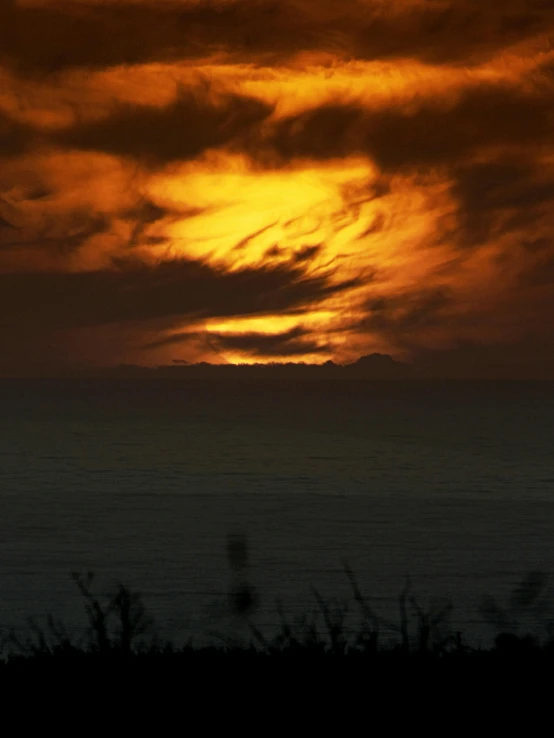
[1,0,554,377]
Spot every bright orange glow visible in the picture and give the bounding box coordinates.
[2,0,554,375]
[142,154,460,363]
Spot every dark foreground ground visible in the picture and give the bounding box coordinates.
[1,569,553,681]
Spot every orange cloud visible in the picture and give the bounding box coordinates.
[1,0,554,375]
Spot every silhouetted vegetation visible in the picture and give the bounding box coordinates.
[1,563,553,673]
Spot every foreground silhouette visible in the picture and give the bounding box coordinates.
[2,567,553,673]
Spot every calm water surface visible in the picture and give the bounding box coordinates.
[1,379,553,646]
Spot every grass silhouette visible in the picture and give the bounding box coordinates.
[1,564,553,670]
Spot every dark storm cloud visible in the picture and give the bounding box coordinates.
[209,326,329,357]
[368,84,553,171]
[518,253,554,288]
[56,88,273,164]
[360,289,452,337]
[353,282,554,380]
[2,0,315,73]
[452,157,554,245]
[0,215,109,255]
[0,257,358,332]
[0,111,33,157]
[2,1,202,74]
[351,0,552,65]
[4,1,552,75]
[142,324,329,357]
[269,81,554,170]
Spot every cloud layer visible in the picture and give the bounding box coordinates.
[2,0,554,375]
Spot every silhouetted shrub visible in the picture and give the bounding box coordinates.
[1,566,553,668]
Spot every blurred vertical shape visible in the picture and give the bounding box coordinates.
[226,533,258,617]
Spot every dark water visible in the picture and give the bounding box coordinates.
[1,379,553,646]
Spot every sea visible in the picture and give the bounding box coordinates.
[1,378,553,649]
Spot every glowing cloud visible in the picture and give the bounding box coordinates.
[1,0,554,375]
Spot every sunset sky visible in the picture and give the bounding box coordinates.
[2,0,554,377]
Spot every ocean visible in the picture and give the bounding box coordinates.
[1,379,553,648]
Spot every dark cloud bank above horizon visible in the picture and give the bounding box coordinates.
[2,1,554,378]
